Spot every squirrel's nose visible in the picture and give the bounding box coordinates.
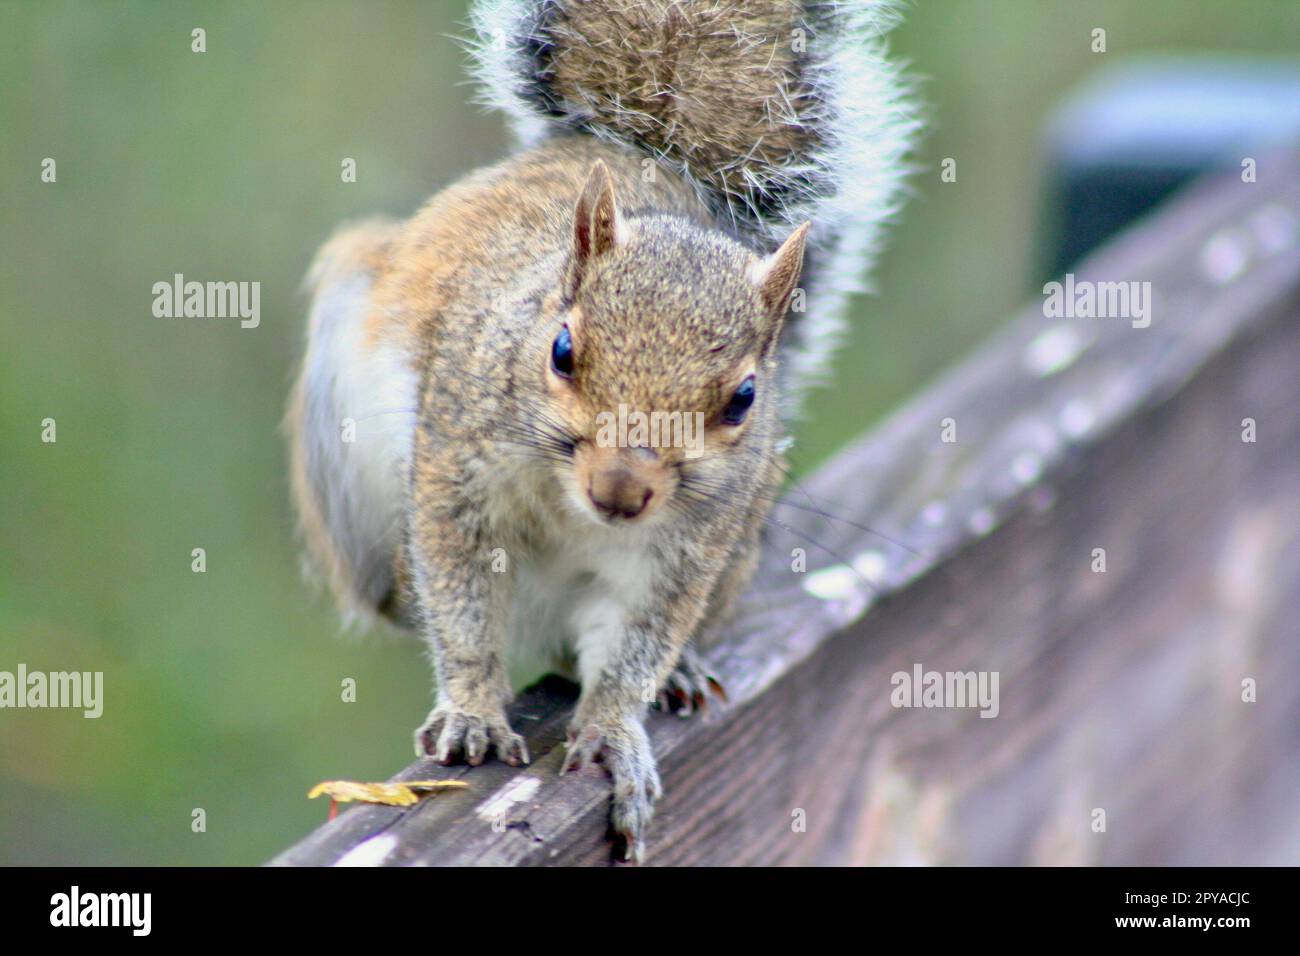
[588,468,654,521]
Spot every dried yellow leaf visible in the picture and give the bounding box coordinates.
[308,779,468,807]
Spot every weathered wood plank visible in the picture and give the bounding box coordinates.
[273,151,1300,866]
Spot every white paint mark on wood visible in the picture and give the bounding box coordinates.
[921,500,948,527]
[1200,228,1251,285]
[853,550,888,583]
[334,833,397,867]
[1011,450,1044,487]
[968,507,995,537]
[801,563,872,625]
[1059,399,1096,440]
[1248,203,1296,256]
[803,563,857,600]
[1024,324,1087,377]
[476,776,541,824]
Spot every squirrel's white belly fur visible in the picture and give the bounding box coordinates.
[487,464,659,685]
[296,253,417,619]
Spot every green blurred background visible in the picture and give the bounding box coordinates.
[1,1,1295,864]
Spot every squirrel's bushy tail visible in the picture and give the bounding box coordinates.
[470,0,919,412]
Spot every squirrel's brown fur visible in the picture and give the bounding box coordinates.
[286,0,914,860]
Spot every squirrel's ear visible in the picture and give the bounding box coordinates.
[566,160,622,297]
[750,222,811,322]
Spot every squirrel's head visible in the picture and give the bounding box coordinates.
[539,161,808,528]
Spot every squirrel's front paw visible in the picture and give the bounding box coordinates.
[414,705,530,767]
[562,717,662,862]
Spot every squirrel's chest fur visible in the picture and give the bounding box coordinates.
[480,459,661,682]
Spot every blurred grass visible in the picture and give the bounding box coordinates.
[0,0,1295,864]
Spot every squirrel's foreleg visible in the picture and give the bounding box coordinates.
[408,451,528,768]
[562,554,722,861]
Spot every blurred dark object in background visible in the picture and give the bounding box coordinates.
[1039,56,1300,282]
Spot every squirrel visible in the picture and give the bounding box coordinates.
[286,0,916,861]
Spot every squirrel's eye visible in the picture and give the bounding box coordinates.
[722,375,755,425]
[551,325,574,378]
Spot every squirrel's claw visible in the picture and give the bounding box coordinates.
[560,724,606,773]
[655,647,725,718]
[414,706,529,767]
[614,831,644,864]
[706,676,728,703]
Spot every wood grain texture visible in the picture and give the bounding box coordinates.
[273,151,1300,866]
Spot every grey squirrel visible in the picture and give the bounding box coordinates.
[286,0,916,861]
